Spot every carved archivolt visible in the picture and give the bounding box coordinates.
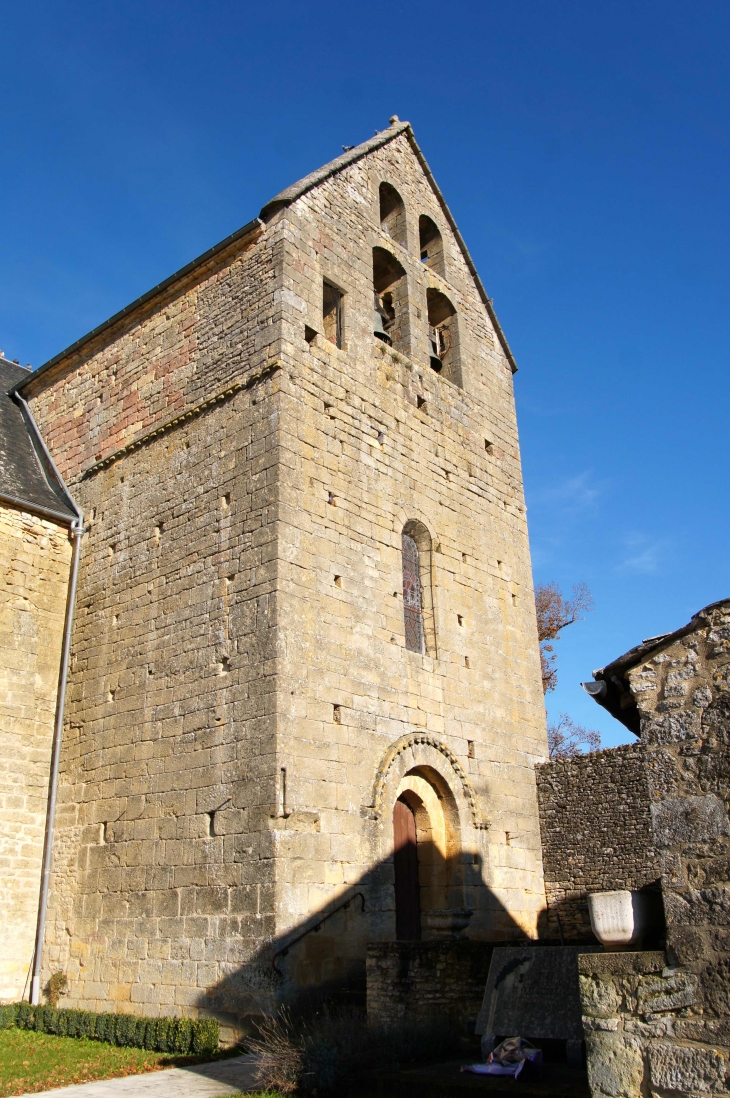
[369,732,490,831]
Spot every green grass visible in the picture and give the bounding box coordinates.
[0,1028,217,1096]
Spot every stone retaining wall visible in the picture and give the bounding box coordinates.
[366,941,493,1028]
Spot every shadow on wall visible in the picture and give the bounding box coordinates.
[544,881,665,947]
[195,849,527,1035]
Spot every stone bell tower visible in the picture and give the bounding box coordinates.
[15,117,548,1026]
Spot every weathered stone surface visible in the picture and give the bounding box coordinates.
[579,974,623,1019]
[637,970,699,1014]
[476,946,591,1042]
[578,951,666,978]
[12,125,549,1018]
[585,1033,644,1098]
[651,796,730,849]
[649,1042,726,1093]
[0,505,72,1001]
[642,710,701,746]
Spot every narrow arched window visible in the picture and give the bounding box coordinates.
[402,532,425,654]
[401,521,437,657]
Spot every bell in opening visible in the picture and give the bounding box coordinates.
[393,797,421,940]
[428,324,452,373]
[426,288,460,386]
[374,291,395,345]
[373,248,408,353]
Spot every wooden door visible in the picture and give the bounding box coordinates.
[393,797,421,940]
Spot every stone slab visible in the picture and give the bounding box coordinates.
[577,950,666,977]
[13,1055,258,1098]
[475,946,598,1043]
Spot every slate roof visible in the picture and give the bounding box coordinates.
[0,357,76,522]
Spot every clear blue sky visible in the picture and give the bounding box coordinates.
[2,2,727,748]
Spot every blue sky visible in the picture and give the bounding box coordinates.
[2,1,728,747]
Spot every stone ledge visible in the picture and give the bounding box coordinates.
[578,950,666,977]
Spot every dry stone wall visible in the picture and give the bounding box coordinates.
[536,744,660,939]
[0,505,71,1002]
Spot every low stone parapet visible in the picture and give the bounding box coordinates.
[366,941,494,1029]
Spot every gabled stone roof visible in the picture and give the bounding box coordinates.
[14,118,516,395]
[259,121,412,220]
[0,357,76,522]
[260,118,518,373]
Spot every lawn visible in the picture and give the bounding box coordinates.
[0,1027,208,1096]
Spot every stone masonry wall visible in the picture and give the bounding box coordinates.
[579,951,718,1098]
[625,602,730,1091]
[536,744,660,940]
[269,128,548,1002]
[0,505,71,1002]
[25,227,286,1024]
[579,600,730,1098]
[22,126,548,1022]
[366,941,494,1028]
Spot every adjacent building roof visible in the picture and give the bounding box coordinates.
[585,597,730,735]
[14,118,516,397]
[0,357,77,522]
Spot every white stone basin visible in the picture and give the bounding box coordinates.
[588,890,653,950]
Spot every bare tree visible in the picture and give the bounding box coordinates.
[535,581,593,693]
[548,713,601,759]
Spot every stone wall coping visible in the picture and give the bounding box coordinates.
[578,950,666,976]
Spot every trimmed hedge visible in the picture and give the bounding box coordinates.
[0,1002,219,1055]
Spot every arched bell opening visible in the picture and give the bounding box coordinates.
[392,766,470,941]
[379,182,407,247]
[426,287,461,388]
[419,215,444,276]
[373,247,409,355]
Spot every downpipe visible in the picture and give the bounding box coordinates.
[30,518,83,1004]
[13,392,85,1006]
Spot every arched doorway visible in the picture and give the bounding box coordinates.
[393,796,421,940]
[392,768,470,940]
